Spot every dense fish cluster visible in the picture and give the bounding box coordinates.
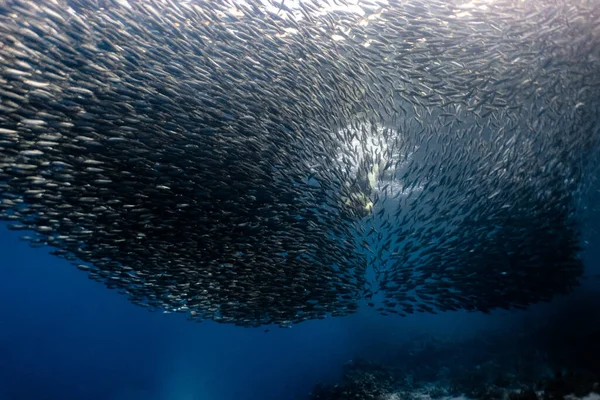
[1,0,599,326]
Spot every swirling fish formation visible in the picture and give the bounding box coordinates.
[1,0,599,327]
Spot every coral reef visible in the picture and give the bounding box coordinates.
[309,330,600,400]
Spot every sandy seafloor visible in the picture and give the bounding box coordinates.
[0,211,599,400]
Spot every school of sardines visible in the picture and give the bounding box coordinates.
[0,0,599,327]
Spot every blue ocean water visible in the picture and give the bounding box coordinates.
[0,0,599,397]
[1,217,599,400]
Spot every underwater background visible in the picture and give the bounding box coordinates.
[2,0,600,399]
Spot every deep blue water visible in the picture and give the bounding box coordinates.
[1,219,599,400]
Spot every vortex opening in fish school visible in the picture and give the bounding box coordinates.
[1,0,599,328]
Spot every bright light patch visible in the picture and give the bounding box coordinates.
[334,122,419,198]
